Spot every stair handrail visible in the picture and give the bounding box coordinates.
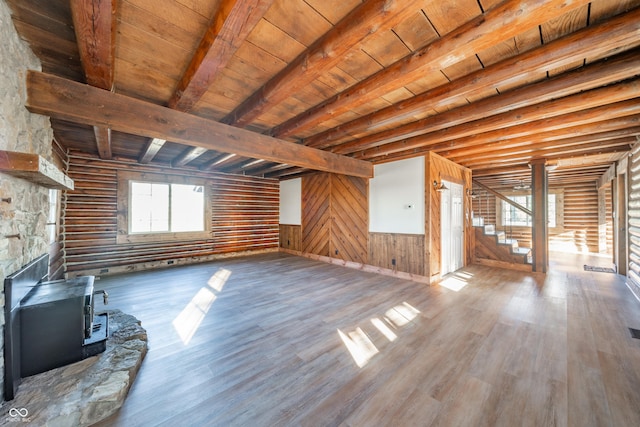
[472,179,532,217]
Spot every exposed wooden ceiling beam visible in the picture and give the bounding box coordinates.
[200,153,236,170]
[336,74,640,155]
[138,138,166,164]
[353,84,640,161]
[167,0,274,112]
[462,146,631,171]
[302,8,640,149]
[26,71,373,178]
[222,0,418,127]
[366,115,640,164]
[93,126,112,159]
[445,127,640,160]
[458,139,634,168]
[172,147,209,168]
[269,0,593,138]
[70,0,117,160]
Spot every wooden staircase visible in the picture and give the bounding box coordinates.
[473,218,532,272]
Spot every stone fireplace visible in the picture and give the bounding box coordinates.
[0,0,57,402]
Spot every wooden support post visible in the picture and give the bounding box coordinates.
[531,159,548,273]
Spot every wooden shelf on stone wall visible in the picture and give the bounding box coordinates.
[0,150,74,190]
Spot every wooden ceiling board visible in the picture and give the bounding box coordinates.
[8,1,76,43]
[316,65,359,93]
[541,4,590,77]
[173,0,222,19]
[334,49,384,82]
[113,60,176,104]
[116,22,193,82]
[232,41,287,76]
[245,18,307,63]
[380,87,415,106]
[420,0,482,36]
[118,1,200,50]
[124,0,210,32]
[403,71,451,96]
[391,9,439,52]
[359,29,411,68]
[303,0,361,25]
[590,0,640,23]
[439,55,484,82]
[263,0,332,47]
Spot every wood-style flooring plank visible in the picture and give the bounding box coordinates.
[90,251,640,426]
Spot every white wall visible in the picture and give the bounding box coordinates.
[369,157,425,234]
[279,178,301,225]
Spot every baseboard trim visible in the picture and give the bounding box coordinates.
[279,248,430,284]
[474,257,533,272]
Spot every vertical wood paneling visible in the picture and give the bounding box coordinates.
[302,173,331,256]
[62,152,279,275]
[279,224,301,251]
[330,174,368,263]
[368,233,425,275]
[426,152,473,279]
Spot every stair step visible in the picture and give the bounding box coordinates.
[513,247,531,255]
[484,224,495,234]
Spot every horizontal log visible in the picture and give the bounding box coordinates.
[26,71,373,178]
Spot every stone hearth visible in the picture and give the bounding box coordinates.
[1,310,147,426]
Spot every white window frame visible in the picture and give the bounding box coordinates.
[117,171,211,244]
[496,190,564,232]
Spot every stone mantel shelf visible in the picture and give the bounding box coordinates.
[0,149,74,190]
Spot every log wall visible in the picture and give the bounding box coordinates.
[62,152,279,276]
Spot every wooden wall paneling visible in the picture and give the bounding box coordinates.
[426,152,473,280]
[62,152,279,275]
[279,224,301,251]
[368,233,425,276]
[330,174,368,264]
[302,173,331,256]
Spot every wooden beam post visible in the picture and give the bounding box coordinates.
[25,71,373,178]
[70,0,118,160]
[530,159,548,273]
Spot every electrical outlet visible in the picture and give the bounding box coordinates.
[391,258,396,266]
[168,260,174,265]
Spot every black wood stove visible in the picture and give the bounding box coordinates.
[3,254,108,400]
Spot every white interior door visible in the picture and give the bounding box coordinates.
[441,181,464,275]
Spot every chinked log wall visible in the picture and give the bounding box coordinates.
[63,151,279,276]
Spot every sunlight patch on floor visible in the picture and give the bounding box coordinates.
[338,328,379,368]
[371,317,397,342]
[208,268,231,292]
[340,302,421,367]
[440,271,474,292]
[173,268,231,345]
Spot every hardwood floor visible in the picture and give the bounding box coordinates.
[92,251,640,426]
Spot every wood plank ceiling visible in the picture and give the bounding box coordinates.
[6,0,640,188]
